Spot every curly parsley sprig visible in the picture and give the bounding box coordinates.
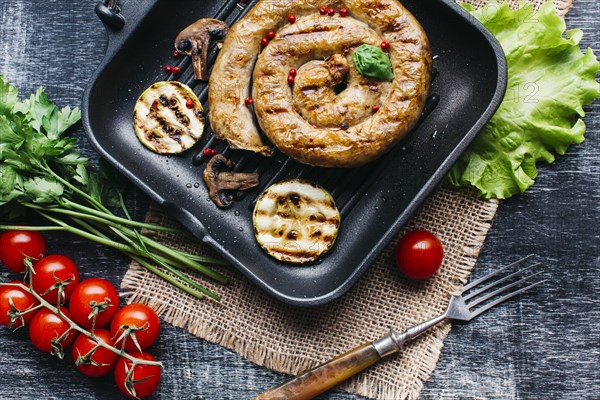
[0,76,227,301]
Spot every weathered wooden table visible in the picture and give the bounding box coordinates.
[0,1,598,399]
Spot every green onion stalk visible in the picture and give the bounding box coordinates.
[0,76,227,301]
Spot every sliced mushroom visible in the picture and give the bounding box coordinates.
[203,154,260,208]
[175,19,229,81]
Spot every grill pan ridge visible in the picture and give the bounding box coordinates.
[83,0,507,306]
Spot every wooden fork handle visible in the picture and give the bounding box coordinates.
[254,343,381,400]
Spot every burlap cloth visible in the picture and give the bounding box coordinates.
[122,1,572,398]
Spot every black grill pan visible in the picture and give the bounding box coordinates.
[83,0,507,306]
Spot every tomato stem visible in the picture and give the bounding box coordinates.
[0,282,163,369]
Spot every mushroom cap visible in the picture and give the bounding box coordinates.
[203,154,259,208]
[174,18,229,55]
[174,18,229,81]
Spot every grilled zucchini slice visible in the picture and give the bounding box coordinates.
[253,179,340,264]
[133,81,205,154]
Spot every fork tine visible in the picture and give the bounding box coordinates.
[466,271,543,309]
[462,263,541,301]
[462,254,535,293]
[468,279,547,319]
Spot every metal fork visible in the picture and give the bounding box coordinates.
[255,255,545,400]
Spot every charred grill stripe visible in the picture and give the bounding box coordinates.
[279,25,340,38]
[265,107,289,115]
[147,113,171,137]
[171,132,183,145]
[301,85,320,92]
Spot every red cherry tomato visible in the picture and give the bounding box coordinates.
[114,352,161,398]
[31,255,80,304]
[0,281,40,328]
[0,230,46,273]
[29,307,77,353]
[69,278,120,330]
[72,329,119,377]
[395,230,444,279]
[110,304,160,352]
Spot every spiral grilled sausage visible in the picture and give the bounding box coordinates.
[209,0,431,167]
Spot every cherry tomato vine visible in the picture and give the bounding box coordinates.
[1,276,163,397]
[0,237,163,399]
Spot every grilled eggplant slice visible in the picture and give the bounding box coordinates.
[133,81,205,154]
[253,179,340,264]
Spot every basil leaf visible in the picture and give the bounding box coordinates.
[353,44,394,81]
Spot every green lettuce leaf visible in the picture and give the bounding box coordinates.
[447,1,600,198]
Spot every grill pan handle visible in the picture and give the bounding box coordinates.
[95,0,125,30]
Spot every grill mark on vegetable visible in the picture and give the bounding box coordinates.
[265,192,334,208]
[142,128,166,152]
[152,95,202,139]
[167,100,192,127]
[172,130,183,145]
[194,109,205,121]
[146,105,190,143]
[148,112,171,136]
[289,193,301,206]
